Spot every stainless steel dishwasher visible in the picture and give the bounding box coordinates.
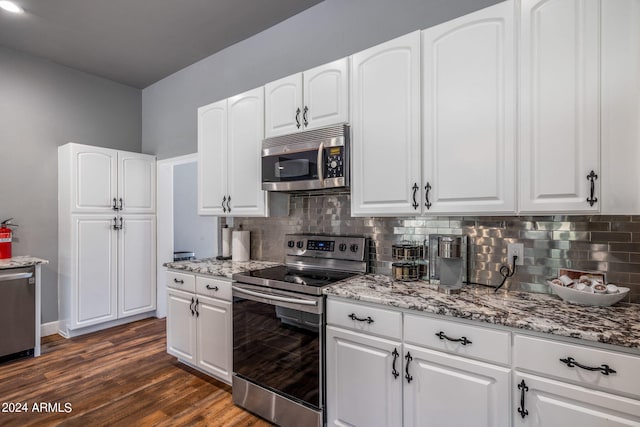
[0,267,35,360]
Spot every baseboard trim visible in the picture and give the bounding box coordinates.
[41,321,61,337]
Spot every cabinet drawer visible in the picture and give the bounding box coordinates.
[166,271,195,293]
[196,276,232,301]
[327,299,402,340]
[514,335,640,398]
[404,314,511,366]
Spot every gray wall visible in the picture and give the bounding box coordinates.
[142,0,500,159]
[173,162,217,259]
[0,46,141,323]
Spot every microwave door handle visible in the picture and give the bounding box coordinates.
[317,142,324,184]
[232,286,318,306]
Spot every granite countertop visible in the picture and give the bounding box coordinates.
[164,258,280,279]
[324,274,640,350]
[0,256,49,269]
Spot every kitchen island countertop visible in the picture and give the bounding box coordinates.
[164,258,280,279]
[0,256,49,269]
[324,274,640,350]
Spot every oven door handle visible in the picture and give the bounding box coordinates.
[232,285,318,306]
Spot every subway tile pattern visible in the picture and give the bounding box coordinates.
[235,192,640,303]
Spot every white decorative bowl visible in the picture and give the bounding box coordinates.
[547,281,630,307]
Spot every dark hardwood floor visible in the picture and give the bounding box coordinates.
[0,318,272,426]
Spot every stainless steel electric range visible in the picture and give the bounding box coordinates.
[231,234,367,427]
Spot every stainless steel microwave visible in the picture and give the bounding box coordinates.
[261,124,349,191]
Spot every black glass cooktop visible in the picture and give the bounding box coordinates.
[243,265,356,288]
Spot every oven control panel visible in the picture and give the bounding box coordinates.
[285,234,367,262]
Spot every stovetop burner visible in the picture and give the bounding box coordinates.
[243,265,356,289]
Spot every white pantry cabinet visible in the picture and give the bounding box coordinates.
[350,31,422,216]
[518,0,600,213]
[197,87,266,216]
[58,143,156,337]
[264,58,348,138]
[166,272,232,384]
[422,0,516,214]
[60,143,155,214]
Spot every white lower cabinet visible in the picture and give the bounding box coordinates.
[326,326,403,427]
[326,298,509,427]
[166,273,232,384]
[403,344,510,427]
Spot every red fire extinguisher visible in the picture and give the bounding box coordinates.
[0,218,17,259]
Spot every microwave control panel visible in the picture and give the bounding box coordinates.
[325,146,345,179]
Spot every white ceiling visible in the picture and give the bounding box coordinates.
[0,0,323,88]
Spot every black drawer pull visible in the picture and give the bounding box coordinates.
[405,352,413,383]
[391,348,400,379]
[173,278,184,284]
[435,331,472,346]
[348,313,374,324]
[206,284,219,291]
[517,379,529,419]
[560,357,616,376]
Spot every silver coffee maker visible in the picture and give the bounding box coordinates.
[428,234,468,294]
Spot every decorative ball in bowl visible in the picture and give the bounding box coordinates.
[547,280,630,307]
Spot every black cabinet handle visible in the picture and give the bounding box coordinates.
[173,278,184,284]
[412,183,419,210]
[560,357,616,376]
[227,195,231,213]
[435,331,472,346]
[405,352,413,383]
[112,198,119,211]
[118,217,123,230]
[189,297,195,316]
[348,313,374,324]
[425,182,432,210]
[112,217,119,230]
[586,170,598,206]
[206,284,219,291]
[118,198,123,211]
[517,379,529,419]
[222,196,227,213]
[391,348,400,379]
[303,106,309,127]
[295,108,301,129]
[195,298,200,317]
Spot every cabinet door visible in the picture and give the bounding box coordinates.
[601,0,640,214]
[423,1,516,214]
[70,145,118,213]
[351,31,422,216]
[404,344,511,427]
[519,0,600,213]
[195,295,232,383]
[118,215,156,318]
[71,215,118,328]
[303,58,349,131]
[167,288,197,363]
[227,87,266,216]
[514,373,640,426]
[197,99,227,215]
[326,326,402,427]
[118,152,155,213]
[265,73,303,138]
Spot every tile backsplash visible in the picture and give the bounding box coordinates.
[235,191,640,303]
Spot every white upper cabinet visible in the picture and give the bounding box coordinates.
[197,87,267,216]
[422,1,516,214]
[350,31,422,216]
[197,99,227,215]
[265,58,349,138]
[63,144,155,214]
[519,0,600,213]
[601,0,640,214]
[227,88,266,216]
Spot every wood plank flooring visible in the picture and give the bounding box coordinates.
[0,318,272,426]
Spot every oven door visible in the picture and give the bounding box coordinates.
[232,283,324,410]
